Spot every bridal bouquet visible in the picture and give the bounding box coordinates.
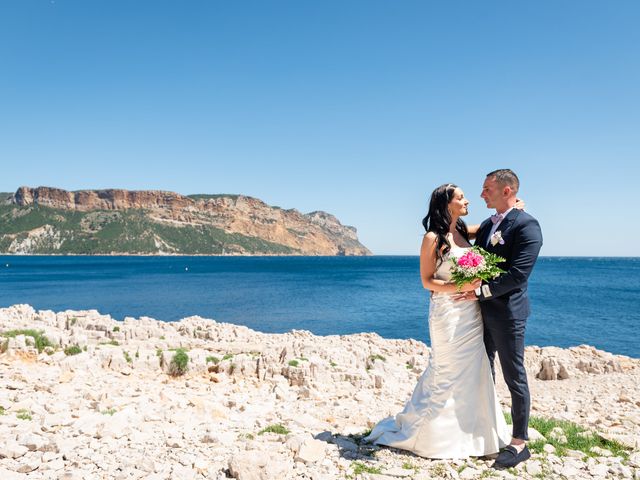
[449,247,506,290]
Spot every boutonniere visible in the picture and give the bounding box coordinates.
[490,231,505,246]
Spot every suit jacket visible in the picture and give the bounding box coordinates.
[475,209,543,320]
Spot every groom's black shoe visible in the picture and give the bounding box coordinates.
[492,445,530,469]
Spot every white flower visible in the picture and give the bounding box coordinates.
[490,230,505,246]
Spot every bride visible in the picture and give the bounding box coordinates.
[365,183,512,459]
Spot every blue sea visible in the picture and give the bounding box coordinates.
[0,256,637,358]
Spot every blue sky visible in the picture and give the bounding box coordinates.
[1,1,638,255]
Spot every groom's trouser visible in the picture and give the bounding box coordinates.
[483,317,530,441]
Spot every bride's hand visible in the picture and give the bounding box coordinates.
[451,279,481,301]
[460,279,482,292]
[515,198,526,210]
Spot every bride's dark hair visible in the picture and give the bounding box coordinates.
[422,183,469,266]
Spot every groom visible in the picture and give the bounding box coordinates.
[474,169,543,468]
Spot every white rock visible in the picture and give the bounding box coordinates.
[525,460,543,476]
[590,446,613,457]
[228,451,268,480]
[17,433,48,451]
[193,457,209,473]
[295,438,326,464]
[1,442,29,459]
[565,448,586,459]
[528,427,546,442]
[43,458,66,471]
[15,452,41,473]
[548,426,568,444]
[168,464,195,480]
[459,468,482,479]
[589,463,611,477]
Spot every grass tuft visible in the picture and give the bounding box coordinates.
[16,409,32,421]
[504,413,630,459]
[350,461,381,476]
[258,424,289,435]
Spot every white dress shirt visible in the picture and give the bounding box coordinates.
[477,207,514,298]
[486,207,514,247]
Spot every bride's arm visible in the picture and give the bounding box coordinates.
[420,233,480,293]
[467,224,479,240]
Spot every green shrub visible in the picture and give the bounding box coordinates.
[168,348,189,376]
[206,356,220,364]
[288,360,299,367]
[2,329,52,353]
[113,326,120,332]
[64,345,82,356]
[123,351,132,364]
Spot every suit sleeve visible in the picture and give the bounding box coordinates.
[477,217,543,301]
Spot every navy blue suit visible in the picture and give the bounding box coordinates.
[475,208,543,441]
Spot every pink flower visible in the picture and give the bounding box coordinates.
[457,251,484,269]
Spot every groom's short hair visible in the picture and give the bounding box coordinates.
[487,169,519,194]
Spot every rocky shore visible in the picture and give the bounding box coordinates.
[0,304,638,479]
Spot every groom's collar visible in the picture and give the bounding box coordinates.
[495,207,515,219]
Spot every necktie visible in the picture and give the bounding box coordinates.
[490,213,504,224]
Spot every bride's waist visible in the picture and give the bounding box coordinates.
[430,291,476,302]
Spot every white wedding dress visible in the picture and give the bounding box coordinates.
[365,246,511,459]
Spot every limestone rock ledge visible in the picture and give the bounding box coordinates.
[0,304,638,479]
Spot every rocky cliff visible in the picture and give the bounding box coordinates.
[0,186,371,255]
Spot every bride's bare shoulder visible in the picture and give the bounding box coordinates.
[422,232,438,250]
